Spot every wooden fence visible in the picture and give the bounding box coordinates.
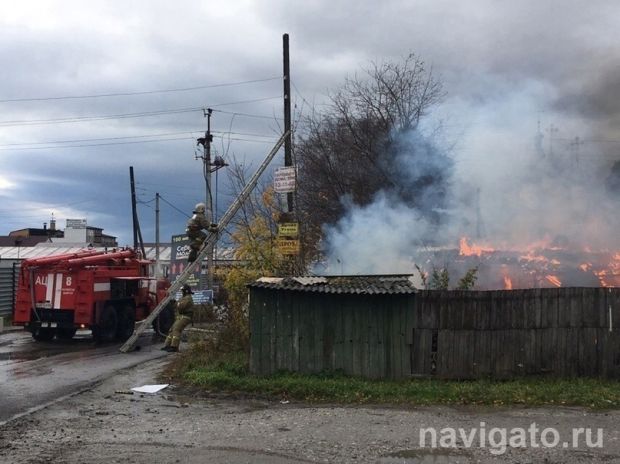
[249,287,620,379]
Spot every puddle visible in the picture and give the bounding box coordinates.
[0,351,42,361]
[378,449,470,464]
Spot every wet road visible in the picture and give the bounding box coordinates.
[0,328,166,424]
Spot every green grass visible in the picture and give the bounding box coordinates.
[171,347,620,409]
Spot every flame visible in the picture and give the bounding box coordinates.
[519,251,550,263]
[580,263,592,272]
[455,238,620,289]
[595,270,611,287]
[545,275,562,287]
[459,237,495,257]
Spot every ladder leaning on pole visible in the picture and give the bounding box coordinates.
[119,131,290,353]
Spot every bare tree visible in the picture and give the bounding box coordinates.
[295,54,445,260]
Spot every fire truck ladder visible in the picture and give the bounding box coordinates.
[119,130,289,353]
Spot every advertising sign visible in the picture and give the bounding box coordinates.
[174,289,213,304]
[66,218,87,229]
[169,234,201,288]
[278,222,299,237]
[276,238,300,255]
[274,166,296,193]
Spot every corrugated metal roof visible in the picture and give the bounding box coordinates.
[250,274,417,295]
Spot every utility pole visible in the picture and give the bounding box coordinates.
[130,166,139,250]
[283,33,293,213]
[204,109,214,290]
[155,192,160,277]
[280,33,301,274]
[196,108,227,292]
[129,166,146,258]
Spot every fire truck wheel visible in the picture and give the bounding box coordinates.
[93,304,118,343]
[116,304,135,341]
[32,327,56,342]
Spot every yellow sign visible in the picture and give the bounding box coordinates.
[276,238,300,255]
[278,222,299,237]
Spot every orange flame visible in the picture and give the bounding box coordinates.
[459,237,495,257]
[503,275,513,290]
[545,275,562,287]
[595,270,610,287]
[579,263,592,272]
[519,251,550,263]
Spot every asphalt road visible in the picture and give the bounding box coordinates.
[2,328,620,463]
[0,328,166,424]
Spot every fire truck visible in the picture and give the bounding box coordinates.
[13,248,174,342]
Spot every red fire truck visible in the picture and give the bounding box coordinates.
[13,248,174,342]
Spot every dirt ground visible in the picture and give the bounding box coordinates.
[1,357,620,464]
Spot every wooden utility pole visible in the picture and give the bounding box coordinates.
[129,166,146,258]
[130,166,139,250]
[283,33,293,213]
[155,192,160,277]
[204,109,215,290]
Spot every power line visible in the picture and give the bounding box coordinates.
[0,130,204,147]
[0,107,203,127]
[0,96,281,127]
[0,129,278,149]
[213,130,281,139]
[0,77,281,103]
[0,134,278,152]
[0,136,194,151]
[213,135,277,144]
[158,194,191,218]
[213,109,284,121]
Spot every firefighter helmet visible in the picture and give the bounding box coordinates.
[194,202,206,214]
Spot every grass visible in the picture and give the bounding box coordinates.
[164,343,620,410]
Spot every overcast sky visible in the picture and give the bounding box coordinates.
[1,0,619,248]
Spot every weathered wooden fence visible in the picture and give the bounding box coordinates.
[249,287,620,379]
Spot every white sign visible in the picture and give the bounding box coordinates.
[66,218,87,229]
[274,166,296,193]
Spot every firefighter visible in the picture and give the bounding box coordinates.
[161,284,195,352]
[186,202,218,263]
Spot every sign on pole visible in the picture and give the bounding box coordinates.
[278,222,299,237]
[274,166,296,193]
[276,238,300,255]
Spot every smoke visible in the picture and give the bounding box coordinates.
[317,76,620,287]
[317,125,456,275]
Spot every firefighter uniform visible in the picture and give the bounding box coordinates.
[185,202,217,263]
[161,286,194,352]
[186,211,210,263]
